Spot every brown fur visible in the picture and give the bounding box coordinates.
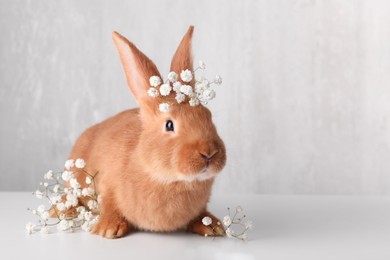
[67,26,226,238]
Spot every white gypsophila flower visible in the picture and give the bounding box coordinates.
[202,89,216,101]
[61,171,73,181]
[147,87,159,97]
[64,159,74,170]
[180,69,193,82]
[245,220,253,229]
[44,170,53,180]
[199,60,206,69]
[88,200,98,210]
[43,182,48,187]
[167,71,178,83]
[35,190,43,199]
[40,226,49,234]
[51,195,62,204]
[82,187,94,197]
[37,204,45,213]
[180,85,193,96]
[75,158,86,169]
[84,211,93,221]
[225,228,234,238]
[70,178,81,189]
[149,76,161,87]
[25,222,35,234]
[195,82,209,94]
[202,216,212,226]
[64,188,70,194]
[73,188,81,197]
[214,75,222,85]
[77,206,86,213]
[236,206,243,212]
[175,93,185,104]
[56,202,66,211]
[53,184,60,193]
[57,220,69,231]
[159,103,170,113]
[237,233,248,241]
[159,83,172,96]
[59,213,66,220]
[77,211,85,221]
[81,221,91,232]
[189,98,200,107]
[85,176,92,185]
[32,210,37,215]
[223,215,232,226]
[41,211,49,221]
[173,82,182,93]
[66,193,78,207]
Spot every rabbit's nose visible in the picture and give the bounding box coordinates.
[200,150,218,161]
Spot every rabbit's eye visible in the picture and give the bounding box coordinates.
[165,120,174,132]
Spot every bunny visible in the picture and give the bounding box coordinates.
[67,26,226,238]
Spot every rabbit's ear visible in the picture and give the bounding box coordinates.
[170,26,194,78]
[112,31,161,110]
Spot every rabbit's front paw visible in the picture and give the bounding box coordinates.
[91,215,129,239]
[187,212,225,237]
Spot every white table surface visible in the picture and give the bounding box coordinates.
[1,192,390,260]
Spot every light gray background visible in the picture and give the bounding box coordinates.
[1,0,390,194]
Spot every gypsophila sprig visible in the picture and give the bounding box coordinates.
[202,206,252,241]
[26,159,100,235]
[148,60,222,112]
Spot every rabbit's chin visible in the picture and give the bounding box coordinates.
[149,169,218,184]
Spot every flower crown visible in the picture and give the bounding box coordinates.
[147,60,222,113]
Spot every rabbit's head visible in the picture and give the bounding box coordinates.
[112,26,226,183]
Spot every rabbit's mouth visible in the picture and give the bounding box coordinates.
[177,169,216,182]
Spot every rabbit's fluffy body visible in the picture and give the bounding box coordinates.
[68,26,226,238]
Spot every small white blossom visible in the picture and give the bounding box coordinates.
[175,93,185,104]
[167,71,178,82]
[245,220,253,229]
[37,204,45,213]
[195,82,209,94]
[236,206,243,212]
[159,103,170,113]
[84,211,93,221]
[65,193,78,208]
[64,160,74,170]
[43,182,48,187]
[189,98,200,107]
[149,76,161,87]
[180,85,193,96]
[53,184,60,193]
[76,206,86,213]
[40,226,49,234]
[225,228,234,238]
[41,211,49,221]
[202,89,216,101]
[180,69,193,82]
[75,158,86,169]
[88,200,98,210]
[214,75,222,85]
[50,195,62,204]
[35,190,43,199]
[82,187,94,197]
[26,222,35,234]
[237,233,248,241]
[147,87,159,97]
[32,210,37,215]
[159,84,172,96]
[85,177,92,185]
[202,216,212,226]
[44,170,53,180]
[199,60,206,69]
[223,215,232,226]
[173,82,182,92]
[61,171,73,181]
[70,178,81,189]
[56,202,66,211]
[57,220,69,231]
